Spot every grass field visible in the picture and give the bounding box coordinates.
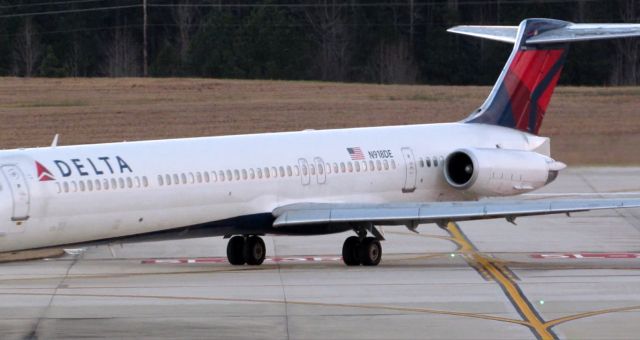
[0,77,638,165]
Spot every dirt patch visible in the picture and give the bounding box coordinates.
[0,77,637,165]
[0,248,65,263]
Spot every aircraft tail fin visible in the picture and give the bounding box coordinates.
[449,19,640,135]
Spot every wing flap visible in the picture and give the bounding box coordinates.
[273,199,640,227]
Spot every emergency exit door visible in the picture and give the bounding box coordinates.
[1,165,30,221]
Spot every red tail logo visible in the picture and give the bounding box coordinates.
[36,161,55,181]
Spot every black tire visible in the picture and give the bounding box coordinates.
[342,236,361,266]
[359,237,382,266]
[244,236,266,265]
[227,236,246,265]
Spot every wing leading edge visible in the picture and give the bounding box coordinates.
[272,199,640,228]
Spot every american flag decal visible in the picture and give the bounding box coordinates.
[347,147,365,160]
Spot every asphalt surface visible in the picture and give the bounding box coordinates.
[1,167,640,339]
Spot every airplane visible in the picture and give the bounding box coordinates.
[1,18,640,267]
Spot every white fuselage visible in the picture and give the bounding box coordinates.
[0,123,549,252]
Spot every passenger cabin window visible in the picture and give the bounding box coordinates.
[257,168,263,179]
[433,158,438,167]
[426,159,431,167]
[249,169,255,179]
[158,175,164,186]
[369,161,375,171]
[354,162,361,172]
[143,177,149,187]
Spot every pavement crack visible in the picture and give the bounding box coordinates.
[24,253,81,340]
[272,239,291,340]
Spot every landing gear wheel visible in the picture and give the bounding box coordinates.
[342,236,361,266]
[244,236,266,265]
[359,237,382,266]
[227,236,246,265]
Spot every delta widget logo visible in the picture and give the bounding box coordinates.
[35,161,55,181]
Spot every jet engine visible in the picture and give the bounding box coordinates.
[444,148,566,197]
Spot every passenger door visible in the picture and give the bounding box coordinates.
[1,165,30,221]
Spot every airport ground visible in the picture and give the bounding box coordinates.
[0,77,639,165]
[1,167,639,339]
[1,78,639,339]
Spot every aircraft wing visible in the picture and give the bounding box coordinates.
[272,199,640,228]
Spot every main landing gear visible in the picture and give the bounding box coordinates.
[225,228,384,267]
[342,227,383,266]
[226,235,266,265]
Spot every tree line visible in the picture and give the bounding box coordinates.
[1,0,640,85]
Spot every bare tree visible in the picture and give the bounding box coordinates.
[610,0,640,85]
[13,18,42,77]
[172,0,198,64]
[368,38,418,84]
[65,34,82,77]
[103,28,141,77]
[303,0,352,81]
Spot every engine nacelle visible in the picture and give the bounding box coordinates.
[444,148,565,197]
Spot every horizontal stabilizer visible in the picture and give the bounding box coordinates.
[528,23,640,44]
[447,25,518,43]
[448,22,640,45]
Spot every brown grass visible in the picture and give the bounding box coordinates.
[0,77,638,165]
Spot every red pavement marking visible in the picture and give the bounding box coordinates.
[531,253,640,259]
[142,256,343,264]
